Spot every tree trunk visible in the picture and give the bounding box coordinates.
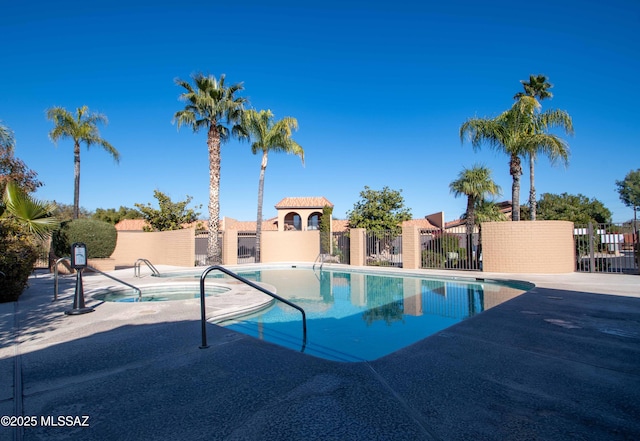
[207,124,222,264]
[73,141,81,219]
[529,155,536,221]
[255,151,268,263]
[510,154,522,221]
[465,196,475,269]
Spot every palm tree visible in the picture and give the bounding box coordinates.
[514,74,553,101]
[460,96,571,221]
[450,165,501,267]
[0,121,15,151]
[243,109,304,263]
[1,181,58,240]
[46,106,119,220]
[514,75,573,220]
[173,73,248,264]
[469,199,508,269]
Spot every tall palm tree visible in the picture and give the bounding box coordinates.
[515,75,573,220]
[514,74,553,101]
[460,96,571,221]
[173,73,248,264]
[450,165,501,267]
[46,106,119,219]
[243,109,304,263]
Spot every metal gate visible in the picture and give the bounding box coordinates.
[365,230,402,267]
[332,231,350,264]
[574,222,638,274]
[238,231,256,264]
[420,226,480,270]
[195,231,224,266]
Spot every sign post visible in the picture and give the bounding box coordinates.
[66,242,94,315]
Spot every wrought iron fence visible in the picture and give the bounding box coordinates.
[365,230,402,267]
[195,231,223,266]
[33,237,51,269]
[574,222,638,274]
[237,231,257,264]
[420,226,480,270]
[331,231,350,264]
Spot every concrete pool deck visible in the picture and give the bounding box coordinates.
[1,265,639,440]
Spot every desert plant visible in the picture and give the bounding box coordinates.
[0,221,39,302]
[52,218,117,259]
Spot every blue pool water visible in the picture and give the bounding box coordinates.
[214,268,531,362]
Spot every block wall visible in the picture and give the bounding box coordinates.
[401,225,421,269]
[110,229,196,268]
[481,220,574,273]
[349,228,366,266]
[260,230,320,262]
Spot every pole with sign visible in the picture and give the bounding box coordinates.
[66,242,94,315]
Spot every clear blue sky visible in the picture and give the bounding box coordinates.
[2,0,639,223]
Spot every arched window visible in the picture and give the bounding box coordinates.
[307,212,322,230]
[284,212,302,231]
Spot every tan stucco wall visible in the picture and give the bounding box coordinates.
[349,228,366,266]
[222,229,238,265]
[276,208,324,232]
[401,225,421,269]
[110,229,196,268]
[260,230,320,262]
[481,221,575,273]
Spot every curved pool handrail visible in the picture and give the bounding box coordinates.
[53,257,142,302]
[53,257,71,301]
[134,258,160,277]
[199,265,307,352]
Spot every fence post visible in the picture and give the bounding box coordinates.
[222,230,238,265]
[349,228,366,266]
[402,225,421,269]
[588,222,595,273]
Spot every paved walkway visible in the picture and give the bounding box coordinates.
[1,265,639,440]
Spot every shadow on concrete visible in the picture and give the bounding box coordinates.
[3,285,640,440]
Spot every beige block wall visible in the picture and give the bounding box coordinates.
[260,230,320,262]
[401,225,421,269]
[481,220,575,273]
[110,229,196,268]
[222,229,238,265]
[349,228,366,266]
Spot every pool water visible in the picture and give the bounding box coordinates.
[215,268,530,362]
[93,284,230,302]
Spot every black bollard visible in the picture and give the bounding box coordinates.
[65,268,94,315]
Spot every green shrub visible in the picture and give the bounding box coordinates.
[52,219,117,259]
[422,250,446,268]
[0,222,39,303]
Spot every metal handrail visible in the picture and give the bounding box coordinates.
[312,253,324,271]
[134,258,160,277]
[85,266,143,300]
[53,257,71,301]
[199,265,307,352]
[54,257,142,301]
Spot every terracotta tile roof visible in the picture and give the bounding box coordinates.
[275,197,333,209]
[332,219,349,232]
[402,218,438,229]
[445,201,513,228]
[114,219,150,231]
[223,217,278,231]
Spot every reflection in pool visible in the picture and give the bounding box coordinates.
[216,268,532,362]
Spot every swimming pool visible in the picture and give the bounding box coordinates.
[92,283,230,302]
[211,267,532,362]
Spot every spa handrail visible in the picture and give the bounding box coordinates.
[199,265,307,352]
[312,253,324,271]
[134,258,160,277]
[54,257,142,301]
